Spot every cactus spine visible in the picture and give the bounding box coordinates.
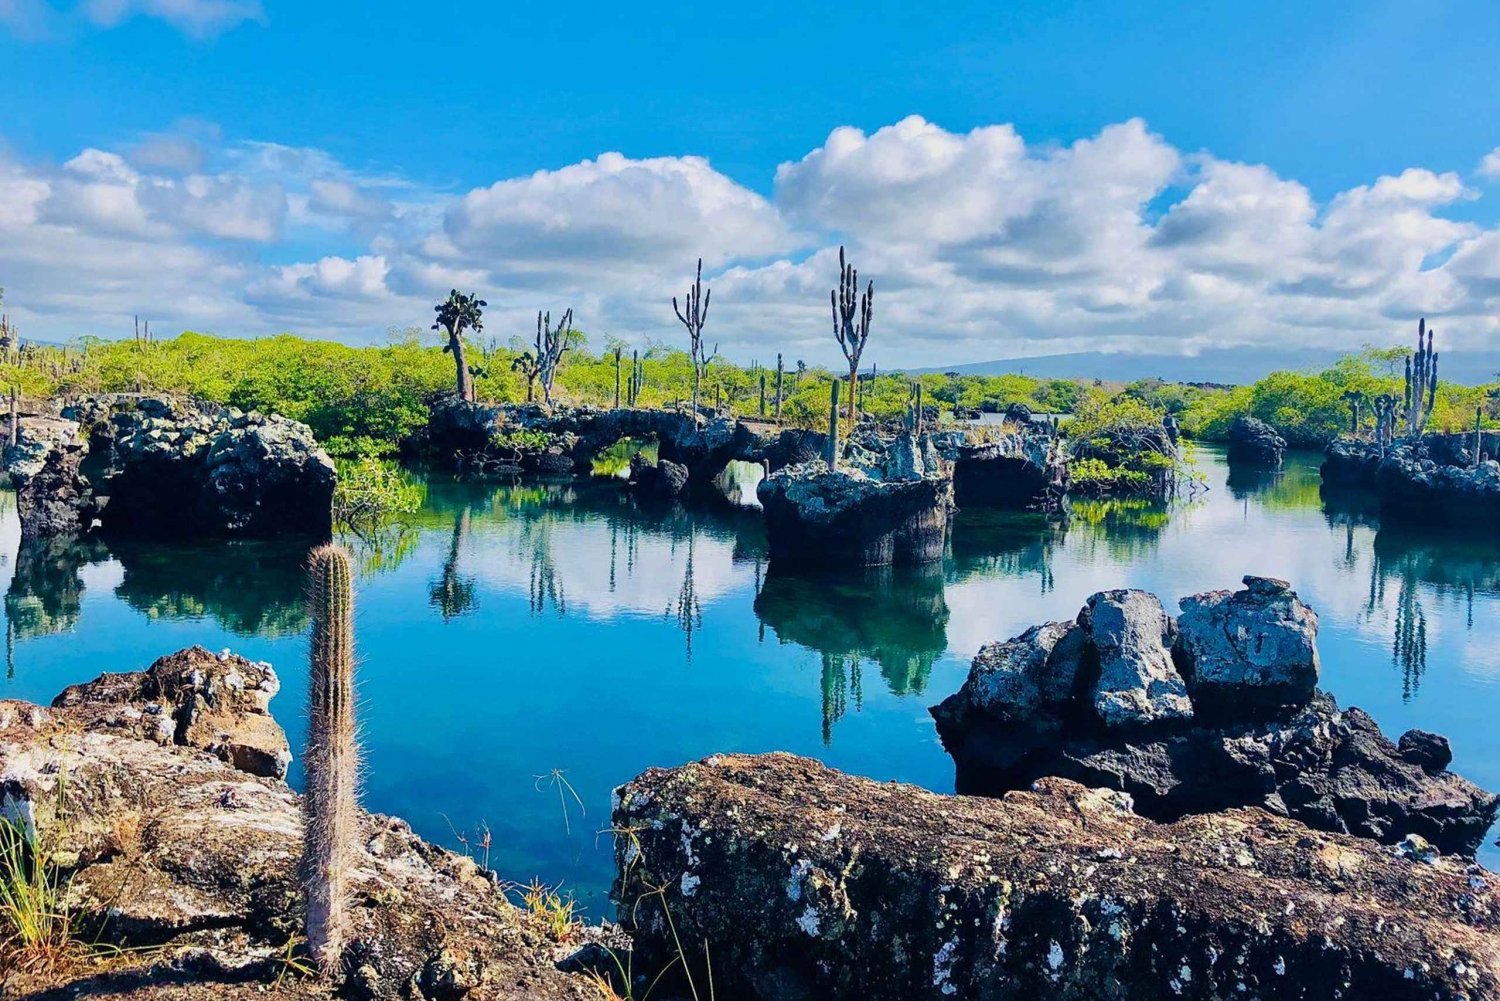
[303,544,359,976]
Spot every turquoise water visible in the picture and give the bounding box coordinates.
[3,446,1498,911]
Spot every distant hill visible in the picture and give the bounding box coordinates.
[907,348,1500,387]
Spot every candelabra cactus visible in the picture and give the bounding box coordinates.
[1342,389,1367,435]
[535,308,574,406]
[672,258,717,420]
[302,543,359,976]
[831,246,874,423]
[1403,318,1439,439]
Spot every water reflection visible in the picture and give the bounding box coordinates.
[755,565,949,742]
[430,505,480,621]
[6,535,108,643]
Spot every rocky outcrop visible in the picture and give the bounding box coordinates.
[1,665,604,1000]
[1226,415,1286,466]
[51,645,291,779]
[932,577,1499,855]
[613,752,1500,1001]
[1322,432,1500,526]
[931,428,1066,509]
[2,396,335,540]
[758,434,954,568]
[2,415,98,537]
[84,397,336,538]
[628,453,689,499]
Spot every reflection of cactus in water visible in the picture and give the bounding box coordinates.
[303,543,359,976]
[819,652,864,746]
[429,506,479,621]
[666,532,703,660]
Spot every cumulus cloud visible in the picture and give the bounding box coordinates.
[1,116,1498,364]
[1479,147,1500,181]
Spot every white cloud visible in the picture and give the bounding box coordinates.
[81,0,262,38]
[1,117,1499,363]
[1479,147,1500,181]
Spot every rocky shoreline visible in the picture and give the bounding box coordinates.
[931,576,1499,855]
[1323,432,1500,526]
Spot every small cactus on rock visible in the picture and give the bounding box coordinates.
[302,543,359,976]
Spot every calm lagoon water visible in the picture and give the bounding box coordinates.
[3,446,1499,910]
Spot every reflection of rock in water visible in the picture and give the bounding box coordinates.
[1225,462,1279,499]
[1365,525,1500,699]
[5,535,109,645]
[947,510,1062,593]
[110,536,310,637]
[755,564,949,742]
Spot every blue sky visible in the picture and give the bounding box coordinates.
[1,0,1497,366]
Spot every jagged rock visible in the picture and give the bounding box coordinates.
[965,621,1084,723]
[4,396,335,540]
[52,645,290,779]
[1399,728,1454,773]
[933,582,1500,855]
[1226,414,1286,466]
[1175,575,1319,714]
[1082,589,1193,728]
[614,753,1500,1001]
[0,672,602,1000]
[757,451,953,568]
[1322,432,1500,527]
[2,416,98,537]
[931,428,1065,509]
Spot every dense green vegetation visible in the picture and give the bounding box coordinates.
[1,326,1493,460]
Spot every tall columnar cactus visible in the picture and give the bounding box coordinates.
[303,543,359,976]
[1373,393,1399,450]
[1474,405,1485,468]
[774,353,784,421]
[830,246,874,423]
[534,308,574,406]
[672,258,717,421]
[1403,318,1439,439]
[826,380,841,470]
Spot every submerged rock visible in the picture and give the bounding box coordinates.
[932,578,1500,855]
[628,452,690,499]
[614,752,1500,1001]
[1226,414,1286,466]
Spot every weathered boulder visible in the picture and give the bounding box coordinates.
[614,753,1500,1001]
[1083,590,1193,728]
[52,645,290,779]
[964,620,1084,723]
[933,580,1499,855]
[0,682,603,1001]
[1226,415,1286,466]
[1175,575,1319,715]
[628,453,689,499]
[757,442,953,568]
